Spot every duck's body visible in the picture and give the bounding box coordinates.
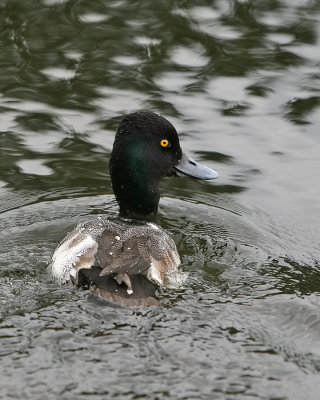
[51,217,180,304]
[50,111,218,306]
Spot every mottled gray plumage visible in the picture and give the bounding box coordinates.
[95,219,180,283]
[50,217,181,299]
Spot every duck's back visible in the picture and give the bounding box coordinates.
[50,217,181,305]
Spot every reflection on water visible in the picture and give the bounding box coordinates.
[0,0,320,399]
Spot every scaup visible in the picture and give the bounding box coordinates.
[50,111,218,306]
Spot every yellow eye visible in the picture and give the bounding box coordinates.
[160,139,170,148]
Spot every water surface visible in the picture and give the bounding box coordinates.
[1,0,320,399]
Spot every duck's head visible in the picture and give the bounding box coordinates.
[109,111,219,221]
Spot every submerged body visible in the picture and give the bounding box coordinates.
[50,111,218,306]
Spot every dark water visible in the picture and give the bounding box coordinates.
[1,0,320,398]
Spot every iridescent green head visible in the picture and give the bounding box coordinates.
[109,111,218,222]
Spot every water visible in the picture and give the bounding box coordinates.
[1,0,320,398]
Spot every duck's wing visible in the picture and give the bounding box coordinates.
[50,220,105,284]
[143,230,181,287]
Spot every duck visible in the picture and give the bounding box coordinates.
[50,111,219,306]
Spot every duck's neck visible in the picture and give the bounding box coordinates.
[113,180,160,223]
[119,207,159,223]
[110,147,161,223]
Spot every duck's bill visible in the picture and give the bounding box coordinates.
[174,152,219,180]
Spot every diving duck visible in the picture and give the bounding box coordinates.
[50,111,218,306]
